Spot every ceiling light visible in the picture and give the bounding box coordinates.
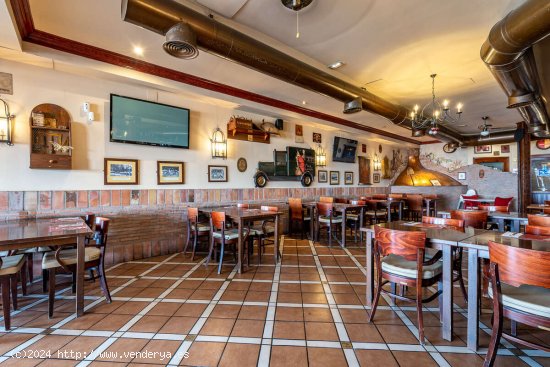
[328,61,345,70]
[302,100,307,105]
[133,46,144,56]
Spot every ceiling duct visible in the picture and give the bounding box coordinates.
[121,0,464,144]
[481,0,550,134]
[163,22,199,59]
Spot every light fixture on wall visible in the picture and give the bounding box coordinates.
[315,144,326,167]
[373,154,381,171]
[0,97,15,146]
[210,128,227,159]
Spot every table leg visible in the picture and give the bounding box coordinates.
[76,234,85,317]
[495,218,505,231]
[398,202,403,221]
[366,230,374,308]
[237,219,243,274]
[426,201,431,218]
[511,219,520,232]
[387,204,391,223]
[434,201,438,217]
[467,249,480,351]
[442,245,453,341]
[341,209,346,248]
[359,208,364,242]
[310,207,315,241]
[274,214,280,264]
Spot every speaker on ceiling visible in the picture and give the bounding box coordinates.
[275,119,284,130]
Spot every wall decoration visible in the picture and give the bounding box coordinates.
[420,152,465,172]
[157,161,184,185]
[474,145,492,154]
[458,172,466,180]
[227,116,270,144]
[479,169,485,179]
[361,144,367,153]
[373,172,381,183]
[442,143,457,153]
[493,151,500,156]
[358,156,371,185]
[501,144,510,153]
[104,158,139,185]
[260,119,282,136]
[237,157,247,172]
[330,171,340,185]
[390,149,405,178]
[312,132,322,143]
[382,155,390,179]
[0,72,13,95]
[318,170,328,183]
[536,139,550,150]
[254,146,315,188]
[344,172,353,185]
[208,165,228,182]
[430,179,442,186]
[378,144,382,154]
[295,124,304,143]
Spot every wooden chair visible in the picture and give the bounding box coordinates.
[389,194,405,199]
[315,202,342,247]
[346,200,366,242]
[183,207,210,261]
[528,214,550,227]
[478,205,510,213]
[369,226,443,344]
[42,217,111,318]
[334,198,348,204]
[255,206,279,264]
[372,194,388,200]
[207,212,249,274]
[422,216,467,301]
[0,253,27,330]
[524,225,550,236]
[450,210,488,229]
[405,194,424,220]
[364,200,387,224]
[319,196,334,203]
[237,203,249,209]
[483,241,550,367]
[288,198,310,239]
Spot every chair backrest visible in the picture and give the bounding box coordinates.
[349,200,366,205]
[359,196,372,200]
[406,194,424,211]
[527,214,550,227]
[210,211,226,231]
[372,194,387,200]
[544,200,550,206]
[388,194,404,199]
[289,198,304,220]
[319,196,334,203]
[494,197,513,209]
[237,203,249,209]
[82,213,96,229]
[334,198,348,204]
[422,216,464,230]
[525,225,550,236]
[478,205,510,213]
[187,207,199,224]
[374,226,426,261]
[465,189,477,196]
[261,205,278,212]
[316,202,334,217]
[423,194,438,199]
[488,240,550,289]
[93,217,110,247]
[450,210,488,229]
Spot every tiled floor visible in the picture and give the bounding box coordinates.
[0,235,549,366]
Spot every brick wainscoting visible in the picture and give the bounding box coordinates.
[0,186,388,268]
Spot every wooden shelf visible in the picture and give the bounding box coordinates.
[31,126,71,132]
[227,117,270,144]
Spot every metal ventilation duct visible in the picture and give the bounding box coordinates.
[163,22,199,59]
[121,0,464,144]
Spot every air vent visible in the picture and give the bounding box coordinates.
[343,97,362,114]
[163,23,199,59]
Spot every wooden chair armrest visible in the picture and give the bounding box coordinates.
[54,247,72,273]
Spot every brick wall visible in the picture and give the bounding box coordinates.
[0,186,388,267]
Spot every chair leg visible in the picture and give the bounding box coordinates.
[483,310,503,367]
[42,269,48,293]
[416,285,425,345]
[20,265,27,296]
[218,242,225,274]
[205,237,215,268]
[184,227,191,256]
[48,269,56,318]
[98,261,112,303]
[1,277,11,330]
[191,234,198,261]
[71,272,77,294]
[26,253,34,283]
[368,265,382,322]
[10,274,17,310]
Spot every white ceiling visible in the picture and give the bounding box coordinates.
[4,0,533,138]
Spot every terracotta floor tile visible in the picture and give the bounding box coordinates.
[158,316,198,334]
[392,351,438,367]
[377,324,420,344]
[112,301,149,315]
[244,291,271,302]
[231,319,265,338]
[55,336,107,360]
[303,307,333,322]
[339,308,370,324]
[442,353,485,367]
[146,302,182,317]
[269,346,308,367]
[275,306,304,321]
[301,292,327,304]
[355,350,399,367]
[90,314,135,331]
[131,339,181,364]
[128,315,170,333]
[174,303,208,317]
[238,305,268,320]
[305,321,339,341]
[0,358,43,367]
[38,359,79,366]
[277,292,302,304]
[307,347,348,367]
[59,313,105,330]
[97,338,149,362]
[210,304,241,319]
[219,290,247,301]
[218,343,260,367]
[199,317,236,336]
[345,323,384,343]
[273,321,305,339]
[182,341,225,367]
[278,283,301,293]
[20,335,75,356]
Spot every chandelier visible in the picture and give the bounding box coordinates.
[409,74,463,135]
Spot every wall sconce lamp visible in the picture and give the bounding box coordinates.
[373,154,382,171]
[315,144,326,167]
[210,127,227,159]
[0,98,15,146]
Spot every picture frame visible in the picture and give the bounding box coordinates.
[474,145,492,154]
[361,144,367,153]
[318,170,328,183]
[457,172,466,180]
[104,158,139,185]
[430,179,442,186]
[330,171,340,185]
[501,144,510,153]
[157,161,184,185]
[312,132,322,144]
[295,124,304,143]
[208,165,228,182]
[373,172,380,183]
[344,171,353,185]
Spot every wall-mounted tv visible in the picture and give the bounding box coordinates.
[332,137,358,163]
[110,94,190,149]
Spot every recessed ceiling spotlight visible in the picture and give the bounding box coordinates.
[328,61,345,70]
[457,124,467,127]
[133,46,144,56]
[302,100,307,105]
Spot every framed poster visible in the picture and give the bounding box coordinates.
[318,170,328,183]
[157,161,184,185]
[330,171,340,185]
[474,145,492,154]
[358,156,371,185]
[104,158,139,185]
[208,165,228,182]
[312,132,322,143]
[295,124,304,143]
[344,172,353,185]
[501,144,510,153]
[373,172,380,183]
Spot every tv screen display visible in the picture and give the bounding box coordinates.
[332,137,358,163]
[110,94,190,149]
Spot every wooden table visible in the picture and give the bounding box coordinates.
[527,204,550,213]
[423,197,439,217]
[486,211,532,232]
[0,217,92,316]
[458,232,550,351]
[361,221,485,341]
[200,207,281,273]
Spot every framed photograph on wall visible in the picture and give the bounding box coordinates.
[501,144,510,153]
[312,132,322,143]
[318,170,328,183]
[330,171,340,185]
[208,165,228,182]
[104,158,139,185]
[295,124,304,143]
[373,172,380,183]
[344,171,353,185]
[474,145,492,154]
[358,156,371,185]
[157,161,184,185]
[457,172,466,180]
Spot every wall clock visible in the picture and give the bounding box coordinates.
[443,143,458,153]
[237,157,247,172]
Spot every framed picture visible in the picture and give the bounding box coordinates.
[344,171,353,185]
[373,172,380,183]
[457,172,466,180]
[474,145,492,154]
[312,132,322,143]
[501,144,510,153]
[358,156,371,185]
[104,158,139,185]
[430,179,442,186]
[237,157,247,172]
[493,151,500,156]
[157,161,184,185]
[362,144,367,153]
[318,170,328,183]
[295,124,304,143]
[208,165,228,182]
[330,171,340,185]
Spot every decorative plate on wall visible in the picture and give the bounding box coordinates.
[536,139,550,150]
[237,157,247,172]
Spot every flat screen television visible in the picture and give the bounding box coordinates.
[110,94,190,149]
[332,137,358,163]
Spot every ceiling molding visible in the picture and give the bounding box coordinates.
[8,0,423,145]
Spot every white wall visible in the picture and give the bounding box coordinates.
[0,58,408,191]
